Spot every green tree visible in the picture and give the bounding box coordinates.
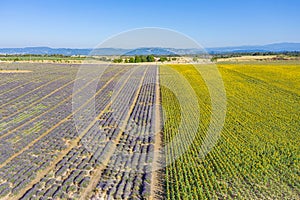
[135,56,141,63]
[159,57,168,62]
[113,58,122,63]
[129,57,135,63]
[146,55,155,62]
[141,55,147,62]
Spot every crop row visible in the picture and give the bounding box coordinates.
[0,66,120,136]
[160,64,299,199]
[17,66,158,200]
[0,65,131,199]
[91,66,157,199]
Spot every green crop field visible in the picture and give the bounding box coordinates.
[160,62,300,199]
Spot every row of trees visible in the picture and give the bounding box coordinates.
[113,55,173,63]
[113,55,155,63]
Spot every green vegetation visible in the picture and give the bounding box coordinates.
[112,55,180,63]
[158,56,168,62]
[113,58,123,63]
[113,55,156,63]
[1,61,299,199]
[161,62,299,199]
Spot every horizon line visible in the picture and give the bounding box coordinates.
[1,42,300,50]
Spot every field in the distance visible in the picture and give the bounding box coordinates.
[0,61,299,199]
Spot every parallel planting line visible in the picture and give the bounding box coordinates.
[0,76,65,109]
[223,67,300,97]
[0,67,127,170]
[0,82,32,97]
[0,68,121,139]
[1,69,103,121]
[0,67,69,96]
[81,66,148,200]
[13,66,138,200]
[1,79,74,121]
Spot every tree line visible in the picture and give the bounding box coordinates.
[113,55,171,63]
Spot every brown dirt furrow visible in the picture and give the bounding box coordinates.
[150,65,164,200]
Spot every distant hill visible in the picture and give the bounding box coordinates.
[207,43,300,54]
[0,47,205,56]
[0,43,299,56]
[0,47,92,56]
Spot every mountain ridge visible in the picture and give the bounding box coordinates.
[0,42,300,56]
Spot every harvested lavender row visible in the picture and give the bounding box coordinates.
[18,66,148,199]
[91,66,157,199]
[0,64,163,200]
[0,65,132,199]
[0,65,121,136]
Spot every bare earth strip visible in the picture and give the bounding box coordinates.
[150,65,164,200]
[80,66,148,200]
[0,70,32,73]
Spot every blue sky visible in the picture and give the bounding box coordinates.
[1,0,299,48]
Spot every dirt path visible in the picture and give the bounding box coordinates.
[80,66,148,200]
[150,65,164,200]
[0,70,32,73]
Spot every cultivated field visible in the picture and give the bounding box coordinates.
[161,62,299,199]
[0,61,299,199]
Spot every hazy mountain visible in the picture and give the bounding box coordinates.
[0,47,91,56]
[0,43,299,55]
[207,43,300,53]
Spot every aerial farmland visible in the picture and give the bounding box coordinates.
[2,0,300,199]
[0,59,299,199]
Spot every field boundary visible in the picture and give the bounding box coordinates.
[150,65,164,200]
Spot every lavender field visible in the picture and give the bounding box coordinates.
[0,63,161,199]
